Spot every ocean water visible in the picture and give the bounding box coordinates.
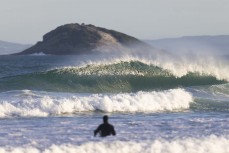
[0,53,229,153]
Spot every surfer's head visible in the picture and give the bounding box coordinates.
[103,115,108,123]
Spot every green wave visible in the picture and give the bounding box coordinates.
[0,61,226,93]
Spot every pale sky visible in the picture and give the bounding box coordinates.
[0,0,229,44]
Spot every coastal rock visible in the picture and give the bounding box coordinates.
[16,23,150,55]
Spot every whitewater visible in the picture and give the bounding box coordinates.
[0,52,229,153]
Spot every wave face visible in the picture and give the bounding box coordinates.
[188,83,229,111]
[1,135,229,153]
[0,61,225,93]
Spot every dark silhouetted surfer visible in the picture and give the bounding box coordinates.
[94,115,116,137]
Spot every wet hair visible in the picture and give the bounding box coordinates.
[103,115,108,123]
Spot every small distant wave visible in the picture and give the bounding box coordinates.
[1,135,229,153]
[0,61,226,93]
[29,52,47,56]
[0,89,193,117]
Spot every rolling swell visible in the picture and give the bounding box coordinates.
[0,61,226,93]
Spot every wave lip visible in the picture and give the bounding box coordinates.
[0,89,193,117]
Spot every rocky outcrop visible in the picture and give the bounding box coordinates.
[16,23,150,55]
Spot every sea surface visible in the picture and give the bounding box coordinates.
[0,52,229,153]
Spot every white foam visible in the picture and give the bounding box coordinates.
[0,89,193,117]
[1,135,229,153]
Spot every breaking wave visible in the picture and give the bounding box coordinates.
[0,61,226,93]
[0,89,193,117]
[0,85,228,117]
